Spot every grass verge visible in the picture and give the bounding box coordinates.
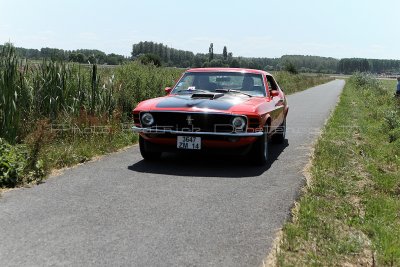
[275,72,334,95]
[276,74,400,266]
[40,132,137,171]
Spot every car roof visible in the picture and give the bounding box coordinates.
[186,67,272,76]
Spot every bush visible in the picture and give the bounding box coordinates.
[0,137,46,188]
[283,62,298,74]
[350,72,384,92]
[138,53,162,67]
[0,138,29,187]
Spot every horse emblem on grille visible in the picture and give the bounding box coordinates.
[186,115,194,125]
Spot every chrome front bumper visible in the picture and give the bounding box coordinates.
[131,126,263,137]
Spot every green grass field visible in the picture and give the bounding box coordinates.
[276,74,400,266]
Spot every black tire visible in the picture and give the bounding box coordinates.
[250,129,269,165]
[272,118,286,144]
[139,135,162,161]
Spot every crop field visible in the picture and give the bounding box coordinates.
[276,74,400,266]
[0,43,334,188]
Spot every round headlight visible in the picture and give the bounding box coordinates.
[141,112,154,126]
[232,116,246,130]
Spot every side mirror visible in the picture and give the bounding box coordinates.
[165,87,172,94]
[270,90,280,97]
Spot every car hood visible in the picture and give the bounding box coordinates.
[136,93,265,113]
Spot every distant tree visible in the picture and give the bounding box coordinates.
[40,47,66,61]
[87,55,96,64]
[76,53,86,63]
[284,62,298,74]
[158,43,164,60]
[106,53,125,65]
[138,53,162,67]
[265,65,275,71]
[207,59,227,67]
[132,41,194,67]
[209,43,214,61]
[143,41,150,53]
[194,54,207,68]
[223,46,228,60]
[69,53,77,62]
[138,42,144,54]
[230,59,240,68]
[16,48,41,59]
[248,61,263,70]
[338,58,372,74]
[227,52,233,61]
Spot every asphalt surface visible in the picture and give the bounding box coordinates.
[0,80,344,267]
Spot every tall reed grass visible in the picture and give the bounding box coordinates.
[0,43,182,144]
[0,44,21,143]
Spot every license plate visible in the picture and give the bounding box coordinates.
[177,136,201,150]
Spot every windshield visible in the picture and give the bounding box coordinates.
[172,72,266,97]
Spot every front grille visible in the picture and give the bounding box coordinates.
[248,117,260,128]
[133,113,140,124]
[141,112,247,133]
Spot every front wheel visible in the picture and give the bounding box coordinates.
[139,135,162,161]
[249,130,269,165]
[272,118,286,144]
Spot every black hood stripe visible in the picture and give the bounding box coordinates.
[156,95,248,110]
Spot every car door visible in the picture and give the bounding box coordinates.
[266,75,285,130]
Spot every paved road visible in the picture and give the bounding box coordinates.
[0,80,344,267]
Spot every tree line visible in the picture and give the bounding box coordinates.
[2,41,400,74]
[132,41,400,74]
[131,41,342,73]
[338,58,400,74]
[0,45,127,65]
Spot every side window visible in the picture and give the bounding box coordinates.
[266,80,272,91]
[266,75,279,91]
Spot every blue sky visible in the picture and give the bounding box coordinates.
[0,0,399,59]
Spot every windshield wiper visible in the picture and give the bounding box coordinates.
[215,89,253,97]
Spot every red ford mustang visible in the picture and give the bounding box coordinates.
[132,68,288,164]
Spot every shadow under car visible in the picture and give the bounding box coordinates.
[128,139,289,178]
